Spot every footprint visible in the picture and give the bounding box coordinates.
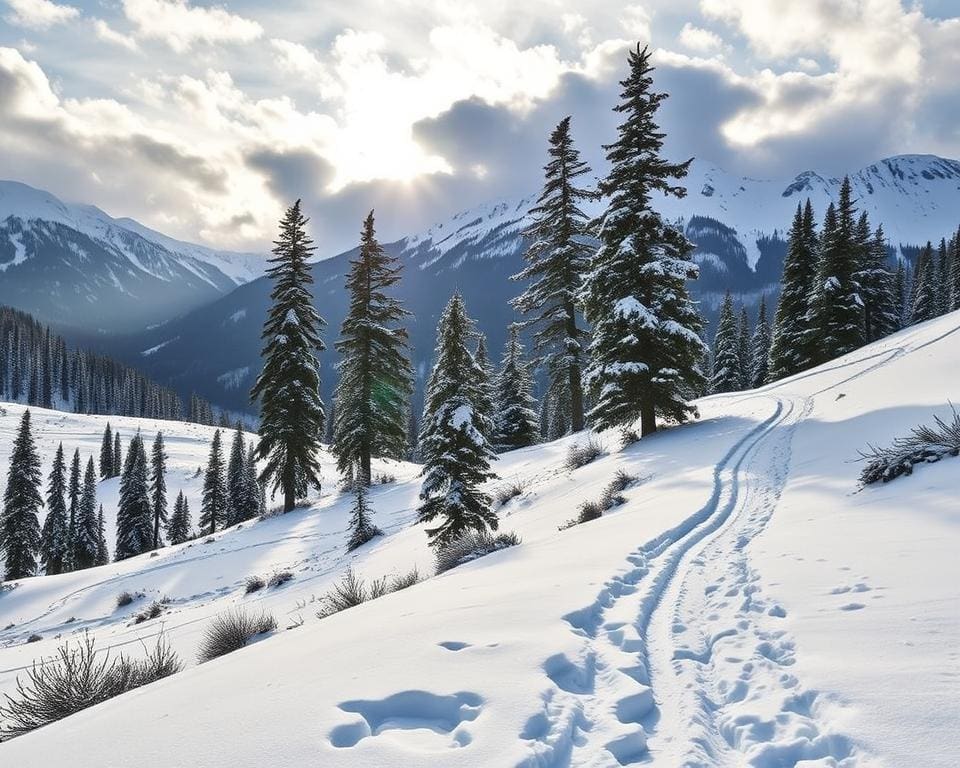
[767,605,787,618]
[438,641,471,651]
[839,603,865,611]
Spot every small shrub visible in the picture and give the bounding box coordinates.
[373,472,397,485]
[368,576,389,600]
[244,575,265,594]
[565,436,605,471]
[5,622,16,630]
[435,530,521,574]
[0,633,181,738]
[620,427,640,448]
[267,571,294,589]
[560,470,639,530]
[859,405,960,484]
[132,602,163,625]
[316,568,368,618]
[197,609,277,663]
[26,634,42,644]
[259,498,311,520]
[493,481,525,508]
[390,567,420,592]
[115,591,142,609]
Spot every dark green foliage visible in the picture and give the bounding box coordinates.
[166,491,191,545]
[910,242,938,325]
[99,423,114,479]
[1,411,42,580]
[94,507,109,566]
[71,458,99,571]
[250,200,325,512]
[859,405,960,484]
[197,609,276,663]
[316,567,388,618]
[857,224,899,342]
[150,432,167,549]
[418,294,498,549]
[493,325,539,452]
[112,432,122,478]
[199,430,227,535]
[226,426,247,527]
[40,443,68,575]
[750,296,771,389]
[950,228,960,312]
[332,212,413,484]
[582,45,704,436]
[434,530,520,574]
[513,115,593,432]
[346,475,382,551]
[115,432,151,561]
[736,304,752,390]
[710,293,741,394]
[473,334,496,442]
[66,448,81,570]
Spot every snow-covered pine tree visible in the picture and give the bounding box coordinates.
[857,224,899,341]
[150,431,167,549]
[226,425,246,526]
[750,297,771,389]
[240,443,261,522]
[95,506,109,566]
[115,432,151,560]
[545,375,572,440]
[950,229,960,312]
[768,201,818,381]
[473,334,496,442]
[807,179,865,366]
[250,200,325,512]
[710,293,741,394]
[894,259,908,326]
[582,45,704,436]
[1,410,42,580]
[332,212,413,484]
[736,305,753,390]
[40,442,69,575]
[66,447,81,571]
[911,242,937,325]
[113,432,122,478]
[167,490,192,545]
[99,423,113,479]
[72,458,99,570]
[492,325,539,452]
[418,294,498,548]
[199,429,227,535]
[346,470,382,551]
[512,115,593,433]
[936,238,950,317]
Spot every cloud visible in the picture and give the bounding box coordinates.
[121,0,263,52]
[4,0,78,30]
[678,23,723,54]
[93,20,139,52]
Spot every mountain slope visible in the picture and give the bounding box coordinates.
[1,310,958,766]
[0,181,264,333]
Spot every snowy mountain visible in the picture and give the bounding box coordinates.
[107,154,960,415]
[1,309,958,766]
[0,181,264,333]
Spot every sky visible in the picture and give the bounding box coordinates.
[0,0,958,256]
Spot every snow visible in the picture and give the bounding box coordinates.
[216,367,250,391]
[1,312,959,765]
[141,338,177,357]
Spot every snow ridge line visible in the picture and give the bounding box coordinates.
[517,397,791,767]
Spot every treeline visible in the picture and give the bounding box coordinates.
[0,306,217,424]
[709,180,960,392]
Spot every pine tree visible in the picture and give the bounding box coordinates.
[512,116,593,433]
[950,228,960,312]
[582,45,704,435]
[241,444,261,522]
[473,334,496,441]
[250,200,325,512]
[857,225,899,341]
[40,442,69,575]
[894,259,908,326]
[149,432,167,549]
[936,238,950,317]
[1,411,42,580]
[95,506,109,566]
[115,432,151,560]
[346,470,382,551]
[492,325,539,452]
[225,425,246,527]
[113,432,122,478]
[911,242,938,325]
[99,423,113,479]
[710,293,741,394]
[167,491,192,545]
[807,179,865,366]
[736,304,752,390]
[768,201,818,381]
[418,294,498,548]
[332,212,413,484]
[66,448,81,571]
[72,458,99,570]
[750,296,771,389]
[199,429,227,535]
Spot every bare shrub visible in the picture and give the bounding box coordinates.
[115,591,142,609]
[316,569,367,618]
[560,470,639,530]
[267,571,294,589]
[0,633,181,738]
[434,530,521,574]
[493,480,526,508]
[390,567,420,592]
[373,472,397,485]
[859,405,960,484]
[132,602,163,625]
[244,576,265,594]
[197,609,277,663]
[565,436,605,471]
[620,427,640,448]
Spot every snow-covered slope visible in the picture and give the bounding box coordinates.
[1,313,959,765]
[0,180,264,332]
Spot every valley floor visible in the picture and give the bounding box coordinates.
[1,314,959,766]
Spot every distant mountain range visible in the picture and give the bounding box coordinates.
[3,154,958,414]
[0,181,263,333]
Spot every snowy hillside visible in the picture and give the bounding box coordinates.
[1,311,958,766]
[0,180,264,332]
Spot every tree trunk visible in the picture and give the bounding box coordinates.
[640,400,657,437]
[568,363,584,432]
[283,483,295,513]
[360,451,372,487]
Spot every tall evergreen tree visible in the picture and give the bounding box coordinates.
[418,294,498,548]
[115,432,151,560]
[473,334,496,441]
[750,296,771,389]
[95,506,109,566]
[710,293,741,394]
[857,225,899,341]
[40,442,69,575]
[492,325,540,452]
[894,259,908,326]
[1,411,42,580]
[199,430,227,535]
[582,45,704,435]
[149,432,167,549]
[911,242,938,325]
[250,200,325,512]
[512,116,593,433]
[736,305,752,390]
[346,471,382,551]
[167,491,192,545]
[113,432,122,478]
[545,374,572,440]
[332,212,414,484]
[66,448,81,571]
[950,229,960,312]
[936,238,951,317]
[99,423,114,479]
[72,458,99,570]
[807,179,865,366]
[241,444,261,522]
[226,426,247,527]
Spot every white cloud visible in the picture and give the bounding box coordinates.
[4,0,78,29]
[93,19,139,52]
[679,22,723,54]
[121,0,263,52]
